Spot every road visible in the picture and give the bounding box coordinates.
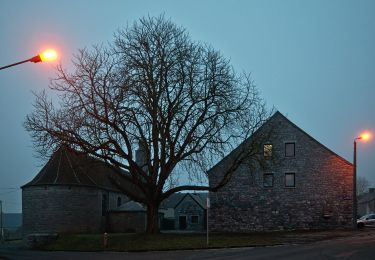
[1,231,375,260]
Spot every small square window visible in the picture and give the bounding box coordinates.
[263,144,272,158]
[285,173,295,187]
[191,215,199,224]
[285,143,295,157]
[263,173,274,187]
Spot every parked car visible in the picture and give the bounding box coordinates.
[357,213,375,228]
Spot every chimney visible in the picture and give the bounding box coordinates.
[135,140,147,171]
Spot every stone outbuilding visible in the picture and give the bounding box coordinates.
[208,111,353,232]
[21,146,133,235]
[107,201,147,233]
[107,201,164,233]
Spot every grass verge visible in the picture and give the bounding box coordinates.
[40,229,356,252]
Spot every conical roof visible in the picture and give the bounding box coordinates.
[22,146,131,192]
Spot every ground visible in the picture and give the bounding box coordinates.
[0,230,375,260]
[1,229,375,259]
[3,229,366,251]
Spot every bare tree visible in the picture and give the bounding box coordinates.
[24,15,270,233]
[357,176,370,196]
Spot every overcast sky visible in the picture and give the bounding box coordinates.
[0,0,374,213]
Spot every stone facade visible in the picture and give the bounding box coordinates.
[22,185,127,235]
[209,112,353,232]
[107,211,146,233]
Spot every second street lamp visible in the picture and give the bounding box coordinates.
[353,132,371,229]
[0,49,58,71]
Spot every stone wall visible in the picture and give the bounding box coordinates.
[22,185,127,235]
[107,212,146,233]
[209,113,353,232]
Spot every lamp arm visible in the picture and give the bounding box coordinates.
[0,55,42,71]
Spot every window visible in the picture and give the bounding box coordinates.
[191,215,199,224]
[263,144,273,158]
[285,142,295,157]
[263,173,274,187]
[117,197,122,207]
[285,173,295,187]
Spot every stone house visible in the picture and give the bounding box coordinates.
[358,188,375,217]
[21,146,134,235]
[160,193,185,230]
[208,111,353,232]
[160,193,207,231]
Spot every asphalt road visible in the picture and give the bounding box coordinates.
[1,231,375,260]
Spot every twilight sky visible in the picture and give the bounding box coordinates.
[0,0,374,213]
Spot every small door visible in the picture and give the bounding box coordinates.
[179,216,187,230]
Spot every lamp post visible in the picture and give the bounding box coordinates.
[353,132,371,229]
[353,137,359,229]
[0,48,58,240]
[0,200,3,242]
[0,49,57,71]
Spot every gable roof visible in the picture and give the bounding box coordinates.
[21,146,134,193]
[174,193,208,210]
[273,111,352,166]
[160,192,208,210]
[160,192,186,209]
[190,193,208,209]
[208,111,352,174]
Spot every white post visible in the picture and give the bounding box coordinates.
[0,200,3,242]
[206,197,210,247]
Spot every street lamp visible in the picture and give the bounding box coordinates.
[0,200,2,242]
[353,131,372,229]
[0,49,58,71]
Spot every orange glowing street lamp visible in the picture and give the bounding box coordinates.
[358,132,371,142]
[353,131,372,229]
[0,49,58,71]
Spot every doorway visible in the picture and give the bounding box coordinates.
[179,216,187,230]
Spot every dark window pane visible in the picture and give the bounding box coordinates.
[285,173,295,187]
[264,144,272,157]
[285,143,295,157]
[191,215,199,224]
[263,173,274,187]
[117,197,122,207]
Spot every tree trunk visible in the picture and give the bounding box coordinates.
[146,203,160,234]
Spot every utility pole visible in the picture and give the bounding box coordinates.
[206,197,210,247]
